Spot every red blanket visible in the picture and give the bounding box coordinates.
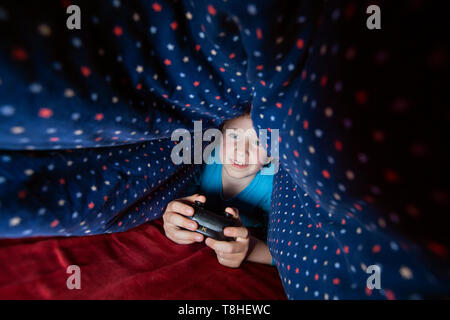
[0,218,286,299]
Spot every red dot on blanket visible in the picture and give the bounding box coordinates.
[384,169,399,183]
[207,5,217,16]
[256,28,263,39]
[427,242,448,257]
[11,47,28,61]
[38,108,53,118]
[81,66,91,77]
[335,140,343,151]
[113,26,123,36]
[385,289,396,300]
[355,90,368,104]
[152,2,162,12]
[18,190,27,199]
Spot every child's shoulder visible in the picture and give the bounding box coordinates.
[255,170,274,195]
[202,157,221,171]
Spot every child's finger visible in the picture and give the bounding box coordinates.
[167,201,195,217]
[205,237,239,254]
[167,212,198,231]
[217,251,239,260]
[224,226,248,239]
[225,207,239,219]
[216,255,239,267]
[182,193,206,204]
[172,229,204,243]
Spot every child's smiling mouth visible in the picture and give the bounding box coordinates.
[231,159,249,169]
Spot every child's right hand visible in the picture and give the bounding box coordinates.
[162,194,206,245]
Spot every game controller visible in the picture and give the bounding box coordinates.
[185,200,238,241]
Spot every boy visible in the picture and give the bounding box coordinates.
[163,112,276,268]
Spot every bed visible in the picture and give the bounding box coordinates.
[0,0,449,299]
[0,218,286,299]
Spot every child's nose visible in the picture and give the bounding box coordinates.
[235,141,250,160]
[236,138,249,149]
[236,150,246,158]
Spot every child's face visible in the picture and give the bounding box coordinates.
[219,115,271,179]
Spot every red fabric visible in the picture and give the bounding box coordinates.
[0,218,286,299]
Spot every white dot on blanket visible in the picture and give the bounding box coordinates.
[9,217,21,227]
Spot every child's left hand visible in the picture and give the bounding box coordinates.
[205,207,250,268]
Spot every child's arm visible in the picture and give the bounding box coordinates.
[245,235,273,265]
[206,207,276,268]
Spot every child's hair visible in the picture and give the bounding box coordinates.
[219,109,251,132]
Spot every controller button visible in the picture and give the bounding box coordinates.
[194,200,203,207]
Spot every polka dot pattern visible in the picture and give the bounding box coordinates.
[0,1,449,299]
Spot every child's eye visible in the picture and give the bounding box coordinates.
[253,140,260,147]
[228,132,239,139]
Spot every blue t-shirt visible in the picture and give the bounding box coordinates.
[181,151,276,265]
[182,158,274,239]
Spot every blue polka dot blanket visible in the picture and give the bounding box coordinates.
[0,0,449,299]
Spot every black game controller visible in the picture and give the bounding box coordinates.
[185,200,238,241]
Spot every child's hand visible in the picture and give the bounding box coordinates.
[162,194,206,244]
[205,207,250,268]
